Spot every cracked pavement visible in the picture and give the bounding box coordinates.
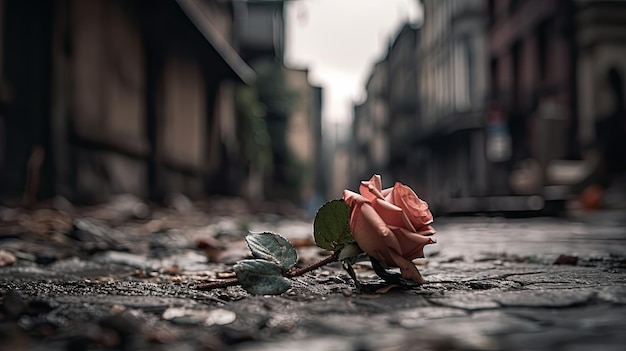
[1,200,625,350]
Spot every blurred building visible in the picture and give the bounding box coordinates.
[351,59,390,184]
[490,0,578,201]
[416,0,490,212]
[234,0,285,62]
[0,0,256,205]
[231,1,325,208]
[488,0,626,211]
[348,0,626,213]
[284,67,324,206]
[351,101,369,183]
[575,0,626,153]
[387,23,422,189]
[330,132,351,201]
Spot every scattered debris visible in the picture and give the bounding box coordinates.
[162,307,236,326]
[554,254,578,265]
[0,250,16,267]
[0,199,625,351]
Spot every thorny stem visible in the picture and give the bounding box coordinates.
[195,253,339,291]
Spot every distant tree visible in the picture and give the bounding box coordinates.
[235,59,302,202]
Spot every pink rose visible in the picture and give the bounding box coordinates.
[343,174,436,284]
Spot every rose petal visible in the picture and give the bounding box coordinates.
[382,186,418,232]
[400,212,417,232]
[343,190,370,207]
[359,203,393,238]
[371,198,404,228]
[360,174,385,201]
[349,208,386,261]
[382,187,393,198]
[380,228,403,262]
[392,182,434,229]
[386,249,425,284]
[390,226,436,260]
[415,225,436,236]
[369,174,383,192]
[344,174,436,283]
[350,204,403,263]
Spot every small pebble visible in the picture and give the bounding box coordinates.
[0,250,17,267]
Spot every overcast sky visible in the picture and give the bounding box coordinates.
[285,0,422,130]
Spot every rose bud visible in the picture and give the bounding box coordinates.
[343,174,436,284]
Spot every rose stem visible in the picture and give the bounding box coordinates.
[195,253,339,291]
[342,260,363,291]
[285,253,338,278]
[196,277,239,290]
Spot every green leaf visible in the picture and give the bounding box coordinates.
[245,232,297,271]
[234,259,292,295]
[313,200,354,251]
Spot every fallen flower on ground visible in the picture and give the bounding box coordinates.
[343,174,436,284]
[197,174,436,294]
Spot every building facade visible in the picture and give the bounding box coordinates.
[416,0,489,212]
[284,67,323,207]
[489,0,578,200]
[234,0,285,62]
[349,0,626,214]
[0,0,255,205]
[351,59,390,184]
[574,0,626,187]
[387,24,421,188]
[488,0,626,211]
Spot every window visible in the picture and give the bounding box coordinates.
[455,38,472,111]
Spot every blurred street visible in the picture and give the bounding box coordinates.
[2,0,626,350]
[1,198,625,351]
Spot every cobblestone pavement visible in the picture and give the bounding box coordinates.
[1,199,625,351]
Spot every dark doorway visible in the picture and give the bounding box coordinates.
[1,0,54,203]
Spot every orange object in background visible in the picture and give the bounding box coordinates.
[580,184,603,210]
